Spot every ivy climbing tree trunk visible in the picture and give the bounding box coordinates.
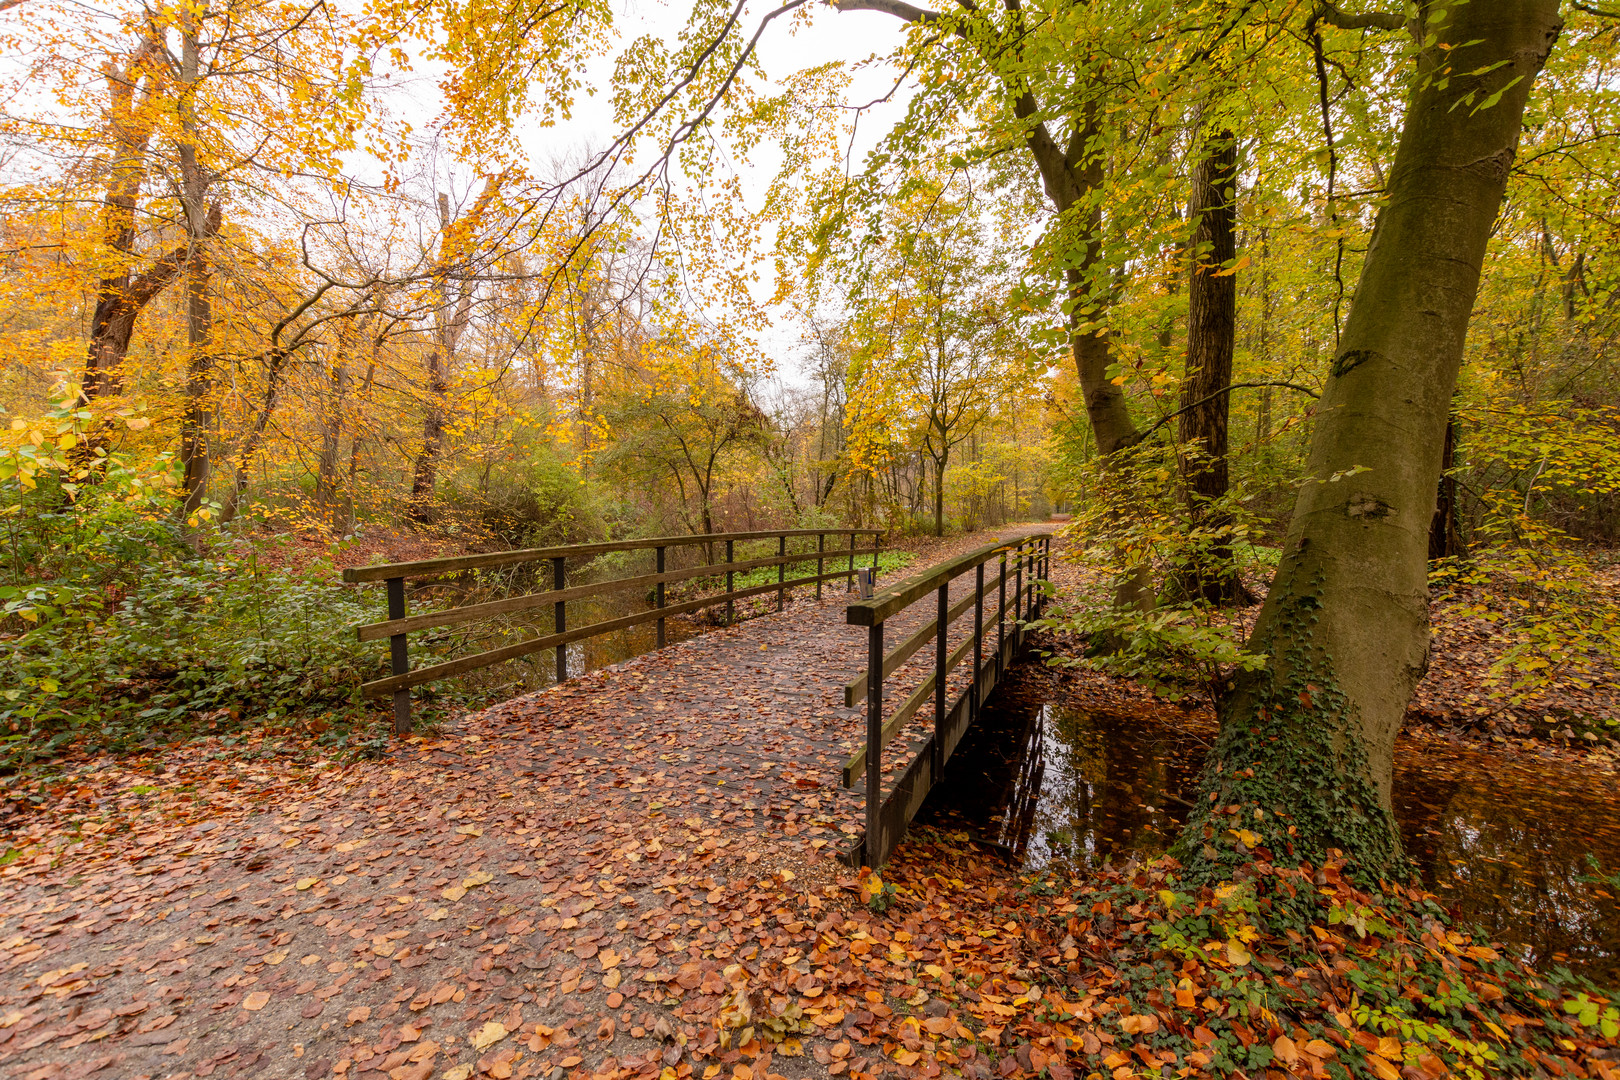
[1173,0,1563,882]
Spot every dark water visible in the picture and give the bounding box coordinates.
[920,677,1620,985]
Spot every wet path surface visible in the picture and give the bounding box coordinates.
[921,665,1620,985]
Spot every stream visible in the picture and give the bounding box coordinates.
[919,669,1620,985]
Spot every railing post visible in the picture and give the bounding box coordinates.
[934,581,948,776]
[553,556,567,683]
[1015,541,1024,628]
[656,546,667,648]
[865,619,884,867]
[973,561,984,719]
[1041,535,1051,616]
[386,576,411,734]
[847,532,856,591]
[872,530,881,579]
[726,538,735,626]
[997,552,1007,675]
[777,533,787,612]
[816,533,825,600]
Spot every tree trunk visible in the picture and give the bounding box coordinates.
[409,341,448,520]
[83,40,161,401]
[933,450,947,537]
[1428,412,1463,560]
[316,357,347,516]
[1178,126,1253,605]
[176,5,217,526]
[218,348,290,525]
[410,184,496,522]
[1173,0,1562,882]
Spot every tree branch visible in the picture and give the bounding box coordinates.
[1129,381,1321,446]
[1306,1,1404,32]
[832,0,941,21]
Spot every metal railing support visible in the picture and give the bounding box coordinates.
[387,576,410,733]
[934,582,948,776]
[553,557,567,682]
[973,562,984,719]
[725,539,735,625]
[997,552,1007,674]
[816,533,825,600]
[656,546,667,647]
[865,620,884,866]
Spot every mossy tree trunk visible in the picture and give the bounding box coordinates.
[1174,0,1563,883]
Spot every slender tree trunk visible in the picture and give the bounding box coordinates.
[409,341,448,519]
[1174,0,1562,882]
[933,450,947,537]
[1179,126,1253,605]
[176,5,217,526]
[1428,412,1462,560]
[410,183,498,521]
[316,356,347,515]
[218,348,291,525]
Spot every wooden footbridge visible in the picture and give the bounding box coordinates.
[345,526,1052,866]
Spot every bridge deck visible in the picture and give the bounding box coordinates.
[0,528,1046,1080]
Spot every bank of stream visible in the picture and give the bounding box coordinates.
[919,664,1620,986]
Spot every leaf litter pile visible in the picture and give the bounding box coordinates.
[2,532,1618,1080]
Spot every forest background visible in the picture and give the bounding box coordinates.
[0,0,1616,777]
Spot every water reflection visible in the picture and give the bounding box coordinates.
[922,682,1620,984]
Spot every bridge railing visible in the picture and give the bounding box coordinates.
[844,531,1052,868]
[345,527,883,732]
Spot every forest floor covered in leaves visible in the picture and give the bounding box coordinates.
[2,527,1619,1080]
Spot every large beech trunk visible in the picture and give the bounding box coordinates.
[1174,0,1562,881]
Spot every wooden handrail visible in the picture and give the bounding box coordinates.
[360,568,847,697]
[842,599,1001,785]
[843,561,1013,706]
[348,525,883,732]
[846,531,1054,870]
[845,533,1045,626]
[342,528,882,583]
[357,547,878,642]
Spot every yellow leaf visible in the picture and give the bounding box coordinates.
[471,1021,508,1050]
[242,991,270,1011]
[296,877,320,891]
[1226,939,1252,966]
